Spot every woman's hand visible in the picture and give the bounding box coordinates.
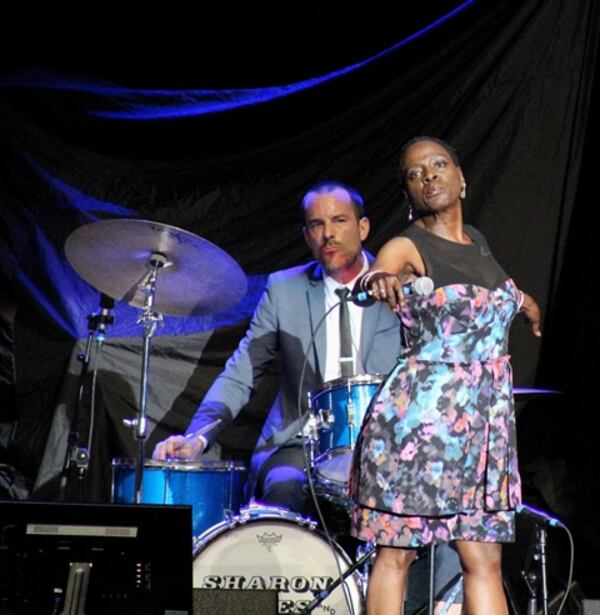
[520,292,542,337]
[361,270,407,312]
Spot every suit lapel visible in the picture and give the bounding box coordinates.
[306,263,327,382]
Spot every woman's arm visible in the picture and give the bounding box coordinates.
[358,237,423,312]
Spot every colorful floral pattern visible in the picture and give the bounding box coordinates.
[350,279,522,546]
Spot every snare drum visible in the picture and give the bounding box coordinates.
[309,374,383,496]
[112,459,246,538]
[193,505,364,614]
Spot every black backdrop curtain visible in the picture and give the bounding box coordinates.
[1,0,599,599]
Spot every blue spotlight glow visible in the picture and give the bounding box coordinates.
[0,1,475,121]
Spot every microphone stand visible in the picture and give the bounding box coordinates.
[521,521,549,615]
[299,543,440,615]
[298,544,376,614]
[60,294,114,501]
[427,543,435,615]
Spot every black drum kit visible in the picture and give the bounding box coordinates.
[63,218,562,615]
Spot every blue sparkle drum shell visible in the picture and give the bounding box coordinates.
[309,374,383,494]
[111,459,247,538]
[310,374,383,454]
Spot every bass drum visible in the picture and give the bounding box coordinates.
[193,506,364,614]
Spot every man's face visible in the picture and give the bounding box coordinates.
[303,187,369,283]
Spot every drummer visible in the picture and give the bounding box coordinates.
[152,180,463,611]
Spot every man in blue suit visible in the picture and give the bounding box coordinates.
[153,180,399,510]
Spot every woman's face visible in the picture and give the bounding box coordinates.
[402,140,465,214]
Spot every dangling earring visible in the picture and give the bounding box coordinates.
[460,182,467,199]
[402,189,414,222]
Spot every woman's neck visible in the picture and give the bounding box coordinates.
[416,209,470,244]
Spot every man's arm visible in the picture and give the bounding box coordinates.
[153,276,281,459]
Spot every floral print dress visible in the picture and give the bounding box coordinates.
[350,225,522,547]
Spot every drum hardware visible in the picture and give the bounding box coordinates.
[317,407,335,430]
[346,392,357,446]
[303,413,321,469]
[226,502,318,529]
[305,413,321,441]
[65,218,247,503]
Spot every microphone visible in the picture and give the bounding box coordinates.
[405,276,435,296]
[517,504,564,528]
[97,293,115,339]
[349,276,435,305]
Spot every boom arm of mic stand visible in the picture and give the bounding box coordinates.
[298,544,376,615]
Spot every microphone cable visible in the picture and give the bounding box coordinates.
[296,298,361,615]
[555,523,575,615]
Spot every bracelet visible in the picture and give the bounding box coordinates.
[359,269,386,291]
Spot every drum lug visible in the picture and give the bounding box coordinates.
[303,517,318,531]
[306,414,320,440]
[223,509,238,524]
[317,408,334,430]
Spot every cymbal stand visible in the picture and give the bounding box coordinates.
[127,253,165,504]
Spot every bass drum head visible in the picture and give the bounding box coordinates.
[193,508,363,614]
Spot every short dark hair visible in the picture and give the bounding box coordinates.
[397,136,461,187]
[300,181,365,221]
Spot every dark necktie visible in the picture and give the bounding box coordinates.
[335,287,355,378]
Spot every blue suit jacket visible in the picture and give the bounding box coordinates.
[186,258,402,496]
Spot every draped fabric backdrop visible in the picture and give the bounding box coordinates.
[1,0,599,599]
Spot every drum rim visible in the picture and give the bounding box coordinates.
[313,447,352,495]
[111,457,247,471]
[192,505,355,558]
[310,373,385,396]
[314,445,353,468]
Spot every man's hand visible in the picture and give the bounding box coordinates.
[152,433,207,460]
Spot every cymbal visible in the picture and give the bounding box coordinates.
[65,219,247,317]
[514,387,561,400]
